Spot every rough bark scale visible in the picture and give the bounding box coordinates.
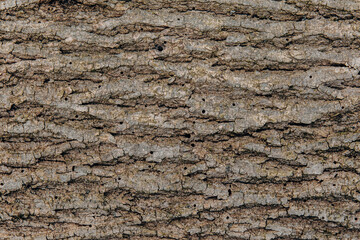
[1,0,360,239]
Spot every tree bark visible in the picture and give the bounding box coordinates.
[1,0,360,239]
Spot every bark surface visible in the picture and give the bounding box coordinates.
[1,0,360,239]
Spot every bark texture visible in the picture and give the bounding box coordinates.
[1,0,360,239]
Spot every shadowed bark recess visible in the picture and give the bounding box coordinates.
[1,0,360,239]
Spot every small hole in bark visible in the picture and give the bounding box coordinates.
[65,98,68,101]
[72,166,75,171]
[121,71,123,74]
[193,204,196,207]
[192,7,195,10]
[145,104,147,107]
[21,170,24,173]
[191,143,195,147]
[118,177,121,180]
[181,84,185,86]
[202,98,205,102]
[202,110,206,113]
[157,45,164,51]
[98,85,101,88]
[184,133,191,138]
[333,161,337,164]
[309,75,312,78]
[75,115,78,118]
[232,103,235,106]
[184,167,187,170]
[55,196,58,199]
[334,174,338,177]
[150,151,153,154]
[148,165,151,168]
[44,79,49,83]
[226,216,229,219]
[164,41,167,44]
[120,122,123,125]
[319,180,323,183]
[177,18,180,20]
[333,184,336,186]
[0,183,3,186]
[69,62,72,65]
[228,189,232,196]
[358,71,360,75]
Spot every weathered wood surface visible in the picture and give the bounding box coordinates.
[1,0,360,239]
